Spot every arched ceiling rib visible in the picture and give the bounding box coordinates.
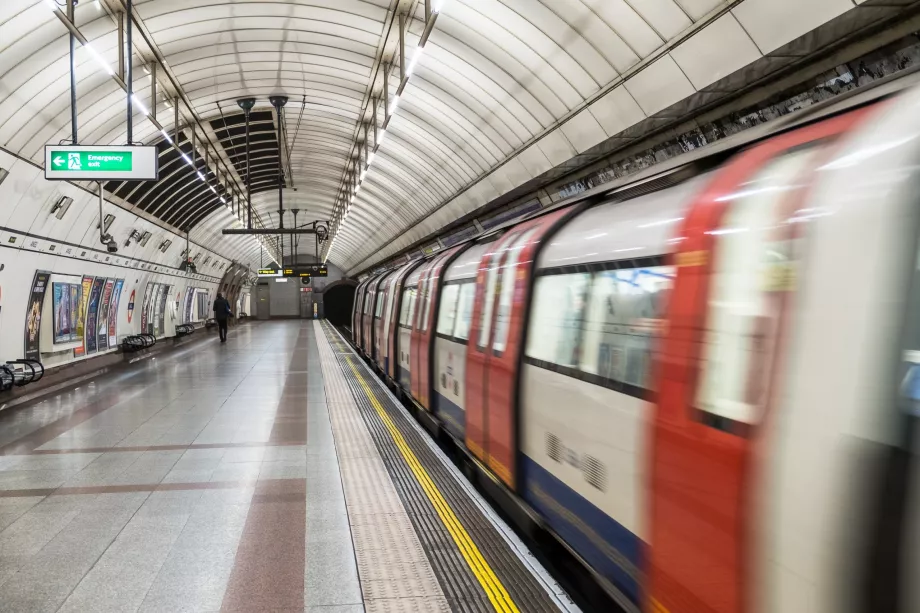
[0,0,880,273]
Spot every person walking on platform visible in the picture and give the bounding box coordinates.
[213,293,232,342]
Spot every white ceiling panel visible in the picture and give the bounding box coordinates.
[0,0,864,273]
[670,14,763,90]
[623,54,697,116]
[732,0,854,55]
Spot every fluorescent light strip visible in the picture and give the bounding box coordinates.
[84,43,115,76]
[159,129,173,144]
[131,95,149,116]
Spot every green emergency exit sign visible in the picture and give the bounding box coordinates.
[50,151,133,172]
[44,145,159,181]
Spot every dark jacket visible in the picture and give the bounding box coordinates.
[213,297,232,321]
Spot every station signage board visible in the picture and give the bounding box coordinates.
[44,145,159,181]
[257,265,328,278]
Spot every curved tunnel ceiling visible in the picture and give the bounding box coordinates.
[0,0,865,272]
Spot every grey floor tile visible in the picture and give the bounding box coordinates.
[305,539,363,607]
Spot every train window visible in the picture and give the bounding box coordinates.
[478,232,519,350]
[437,283,461,336]
[493,229,538,354]
[453,283,476,342]
[422,274,434,331]
[695,150,814,429]
[526,273,590,368]
[363,291,372,315]
[399,286,417,328]
[414,277,428,330]
[580,266,672,390]
[374,291,385,318]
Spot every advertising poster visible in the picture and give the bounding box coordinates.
[24,271,50,361]
[52,283,71,344]
[85,277,104,355]
[184,287,194,323]
[74,276,93,357]
[155,284,168,336]
[108,279,123,347]
[69,285,80,341]
[97,279,114,351]
[141,283,153,334]
[126,289,136,324]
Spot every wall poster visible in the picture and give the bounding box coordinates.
[126,289,136,324]
[97,278,114,350]
[85,277,105,355]
[52,283,73,344]
[184,287,195,323]
[108,279,124,347]
[155,284,169,336]
[74,276,93,357]
[141,282,153,334]
[24,271,50,361]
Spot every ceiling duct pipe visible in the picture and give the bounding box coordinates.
[236,98,256,229]
[269,95,288,263]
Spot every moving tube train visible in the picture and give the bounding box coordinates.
[352,81,920,613]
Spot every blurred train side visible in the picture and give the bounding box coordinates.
[350,87,920,613]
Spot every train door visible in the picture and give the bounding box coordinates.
[353,280,367,346]
[371,272,392,363]
[647,111,867,613]
[362,275,381,355]
[410,248,462,410]
[410,260,438,402]
[387,261,422,380]
[398,265,425,390]
[464,210,574,487]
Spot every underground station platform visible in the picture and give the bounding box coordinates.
[0,321,577,613]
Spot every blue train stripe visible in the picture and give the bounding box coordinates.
[434,391,465,439]
[520,455,644,604]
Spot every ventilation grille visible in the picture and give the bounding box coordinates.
[546,432,561,463]
[582,454,606,491]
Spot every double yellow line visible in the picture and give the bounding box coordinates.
[344,356,520,613]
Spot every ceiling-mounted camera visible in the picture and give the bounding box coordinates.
[101,233,118,253]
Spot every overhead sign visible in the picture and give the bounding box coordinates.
[257,265,328,278]
[44,145,159,181]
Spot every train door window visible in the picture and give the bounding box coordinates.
[695,150,814,431]
[437,283,461,336]
[526,272,590,368]
[580,263,673,390]
[399,286,416,328]
[422,273,435,331]
[454,282,476,342]
[375,291,385,318]
[416,276,430,330]
[493,229,538,355]
[363,291,372,314]
[477,235,517,350]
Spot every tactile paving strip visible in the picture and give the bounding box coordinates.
[315,325,450,613]
[318,322,566,613]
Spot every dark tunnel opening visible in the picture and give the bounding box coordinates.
[323,283,355,327]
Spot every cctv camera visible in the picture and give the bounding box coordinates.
[107,239,118,253]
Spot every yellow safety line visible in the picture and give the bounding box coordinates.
[342,354,520,613]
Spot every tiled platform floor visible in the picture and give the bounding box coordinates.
[0,321,365,612]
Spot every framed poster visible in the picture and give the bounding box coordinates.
[74,276,94,357]
[126,288,136,324]
[52,283,72,344]
[69,284,80,341]
[85,277,105,355]
[141,283,153,334]
[155,285,169,336]
[97,278,114,350]
[184,287,194,323]
[24,271,50,361]
[108,279,123,347]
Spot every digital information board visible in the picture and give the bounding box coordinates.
[44,145,159,181]
[258,265,328,279]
